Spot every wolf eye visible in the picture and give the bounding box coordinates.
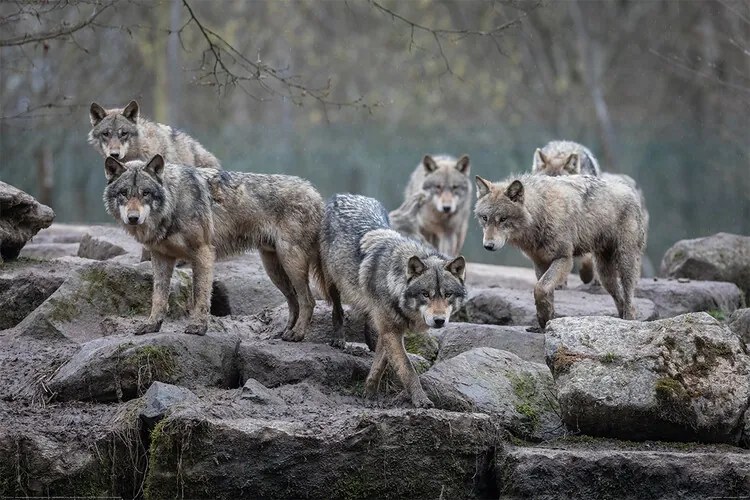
[444,292,453,298]
[499,216,508,223]
[120,130,129,138]
[481,215,488,222]
[421,291,430,298]
[118,190,127,198]
[102,130,110,138]
[142,189,152,197]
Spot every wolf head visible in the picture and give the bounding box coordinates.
[420,155,471,215]
[89,101,140,160]
[401,255,466,328]
[103,155,166,226]
[532,148,580,176]
[474,176,531,251]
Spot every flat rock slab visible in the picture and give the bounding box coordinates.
[19,242,80,260]
[434,323,544,363]
[499,443,750,499]
[76,225,142,261]
[466,262,582,290]
[661,232,750,296]
[458,286,657,326]
[145,407,501,500]
[422,347,562,440]
[30,223,93,244]
[545,313,750,444]
[0,181,55,262]
[577,277,744,319]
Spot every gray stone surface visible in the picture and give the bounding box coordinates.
[729,308,750,343]
[140,381,198,424]
[76,225,142,261]
[0,181,55,262]
[241,378,286,405]
[434,323,545,363]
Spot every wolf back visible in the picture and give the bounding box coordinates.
[90,100,221,169]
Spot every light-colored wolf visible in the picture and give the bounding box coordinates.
[532,140,600,177]
[402,154,472,256]
[475,174,645,329]
[89,100,221,169]
[320,194,467,407]
[102,154,323,338]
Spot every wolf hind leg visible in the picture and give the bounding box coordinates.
[616,251,640,320]
[277,245,315,342]
[135,250,175,335]
[328,284,346,349]
[260,249,299,332]
[579,253,596,284]
[364,332,388,399]
[595,253,626,318]
[185,245,214,336]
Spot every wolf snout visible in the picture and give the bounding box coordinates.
[484,242,496,251]
[109,152,121,159]
[433,317,446,328]
[127,212,140,225]
[442,205,452,213]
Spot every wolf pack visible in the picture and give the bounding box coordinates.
[90,101,648,408]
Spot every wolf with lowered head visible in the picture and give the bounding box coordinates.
[402,154,472,255]
[475,174,645,329]
[89,100,221,169]
[102,154,323,338]
[320,194,467,408]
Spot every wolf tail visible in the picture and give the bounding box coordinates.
[309,238,331,303]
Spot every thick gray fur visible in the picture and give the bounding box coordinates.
[532,140,600,176]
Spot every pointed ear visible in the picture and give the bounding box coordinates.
[455,155,470,174]
[122,100,139,122]
[104,157,126,183]
[533,148,547,171]
[407,256,427,280]
[90,102,107,126]
[144,154,165,182]
[445,256,466,282]
[422,155,439,173]
[505,180,524,203]
[475,176,492,199]
[563,153,580,174]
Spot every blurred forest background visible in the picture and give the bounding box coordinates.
[1,0,749,268]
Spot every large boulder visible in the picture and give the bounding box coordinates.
[458,286,657,326]
[210,253,287,316]
[661,232,750,296]
[578,277,744,319]
[76,225,142,261]
[19,242,80,260]
[144,406,501,499]
[545,313,750,444]
[434,323,545,363]
[0,182,55,262]
[30,223,92,244]
[0,260,69,330]
[421,347,561,440]
[729,308,750,344]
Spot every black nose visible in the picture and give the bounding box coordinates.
[433,318,445,327]
[442,206,451,213]
[110,153,120,159]
[127,215,139,224]
[484,243,495,250]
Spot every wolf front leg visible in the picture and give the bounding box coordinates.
[533,256,573,330]
[135,250,176,335]
[380,325,433,408]
[185,244,215,336]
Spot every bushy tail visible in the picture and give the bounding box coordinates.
[309,237,331,303]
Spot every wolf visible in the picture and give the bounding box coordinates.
[320,194,467,407]
[475,174,645,329]
[89,100,221,169]
[532,140,600,177]
[388,191,428,244]
[402,154,472,256]
[102,154,323,338]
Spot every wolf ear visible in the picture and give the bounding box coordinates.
[455,155,470,175]
[533,148,548,171]
[445,256,466,282]
[122,100,139,122]
[407,256,427,280]
[564,153,580,174]
[90,103,107,126]
[505,180,524,203]
[104,157,126,183]
[144,154,165,182]
[422,155,439,173]
[475,176,492,199]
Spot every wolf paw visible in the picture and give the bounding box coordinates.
[134,320,162,335]
[184,322,207,336]
[281,329,305,342]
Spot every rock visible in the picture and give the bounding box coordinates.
[404,329,439,361]
[499,442,750,499]
[11,260,191,343]
[76,225,142,261]
[144,406,500,499]
[211,253,287,316]
[0,260,68,330]
[421,347,561,440]
[466,262,582,290]
[434,323,545,363]
[0,181,55,262]
[241,378,286,405]
[140,381,198,426]
[48,329,240,402]
[238,340,371,389]
[545,313,750,444]
[458,286,657,326]
[578,277,744,319]
[19,242,80,260]
[661,232,750,296]
[30,223,92,244]
[729,308,750,343]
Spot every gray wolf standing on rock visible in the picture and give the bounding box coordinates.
[320,194,467,408]
[532,140,600,177]
[89,100,221,169]
[475,174,645,329]
[402,154,473,256]
[102,154,324,338]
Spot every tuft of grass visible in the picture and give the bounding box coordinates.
[599,352,617,364]
[706,309,726,321]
